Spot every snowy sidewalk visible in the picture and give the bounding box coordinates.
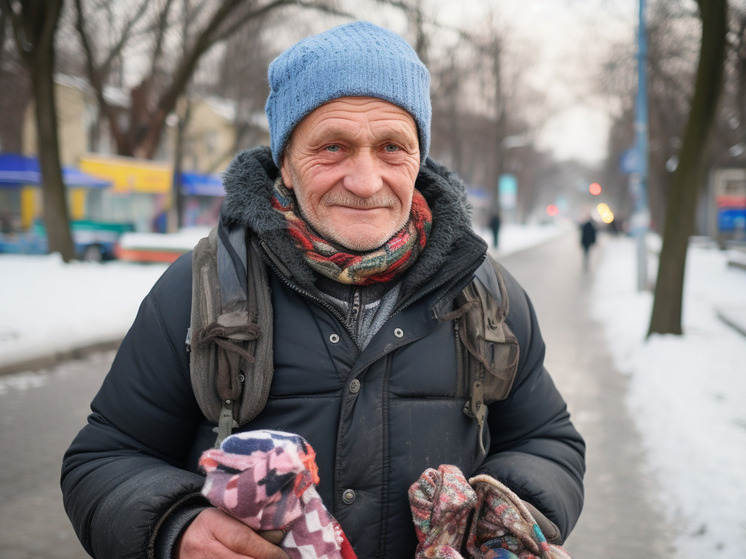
[588,236,746,557]
[499,233,675,557]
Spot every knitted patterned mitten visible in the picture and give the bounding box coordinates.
[464,474,573,559]
[200,430,356,559]
[408,464,478,558]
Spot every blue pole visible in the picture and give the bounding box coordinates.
[633,0,650,290]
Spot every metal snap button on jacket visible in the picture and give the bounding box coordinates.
[329,333,340,344]
[342,488,356,504]
[349,379,361,394]
[394,327,404,338]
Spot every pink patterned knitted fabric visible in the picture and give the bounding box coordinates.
[200,430,356,559]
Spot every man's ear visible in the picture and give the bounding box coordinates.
[279,158,294,190]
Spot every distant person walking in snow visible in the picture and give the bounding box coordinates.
[580,218,597,271]
[489,211,502,250]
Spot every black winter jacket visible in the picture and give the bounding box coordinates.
[61,147,585,558]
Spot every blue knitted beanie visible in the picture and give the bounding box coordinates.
[265,21,431,167]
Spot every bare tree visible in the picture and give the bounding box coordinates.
[380,0,429,62]
[73,0,347,160]
[421,8,545,225]
[734,5,746,149]
[196,16,274,166]
[709,3,746,167]
[648,0,728,336]
[2,0,75,261]
[0,6,30,153]
[645,1,700,230]
[596,1,701,234]
[481,31,508,214]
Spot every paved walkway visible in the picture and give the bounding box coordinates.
[498,232,675,557]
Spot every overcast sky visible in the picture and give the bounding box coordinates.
[348,0,639,164]
[448,0,636,165]
[118,0,639,166]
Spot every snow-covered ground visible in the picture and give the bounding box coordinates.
[1,222,745,556]
[590,235,746,556]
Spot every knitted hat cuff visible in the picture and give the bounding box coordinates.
[265,21,431,166]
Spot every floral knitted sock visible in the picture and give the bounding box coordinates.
[408,464,478,558]
[465,474,574,559]
[409,466,575,559]
[200,430,356,559]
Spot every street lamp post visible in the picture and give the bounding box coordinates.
[632,0,651,291]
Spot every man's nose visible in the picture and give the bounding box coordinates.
[341,150,383,198]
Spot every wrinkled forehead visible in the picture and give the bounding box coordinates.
[286,97,419,150]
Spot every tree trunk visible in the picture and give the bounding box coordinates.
[3,0,74,261]
[33,38,75,261]
[648,0,727,336]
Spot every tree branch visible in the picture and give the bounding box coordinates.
[73,0,128,150]
[147,0,177,81]
[100,0,152,76]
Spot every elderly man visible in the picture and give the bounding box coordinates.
[62,21,585,559]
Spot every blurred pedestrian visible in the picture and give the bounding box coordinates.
[580,218,597,271]
[489,211,502,249]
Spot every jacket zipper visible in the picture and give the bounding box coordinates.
[258,240,360,344]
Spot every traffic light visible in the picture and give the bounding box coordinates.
[589,182,602,196]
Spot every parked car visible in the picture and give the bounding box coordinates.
[0,219,134,261]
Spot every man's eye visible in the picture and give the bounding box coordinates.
[384,144,400,152]
[325,145,341,152]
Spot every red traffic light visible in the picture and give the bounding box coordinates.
[589,182,602,196]
[546,204,559,216]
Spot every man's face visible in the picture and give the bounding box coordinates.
[280,97,421,252]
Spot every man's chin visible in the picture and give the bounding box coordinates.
[330,227,394,252]
[335,236,389,253]
[313,217,404,252]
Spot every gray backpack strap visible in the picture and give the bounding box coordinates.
[462,254,520,401]
[441,253,520,455]
[188,221,274,447]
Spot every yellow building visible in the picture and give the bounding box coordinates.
[23,75,95,167]
[18,75,269,231]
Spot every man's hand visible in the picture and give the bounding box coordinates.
[176,508,289,559]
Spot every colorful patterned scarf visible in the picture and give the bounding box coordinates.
[271,178,431,285]
[200,430,357,559]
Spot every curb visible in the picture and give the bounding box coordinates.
[716,308,746,338]
[0,339,121,377]
[727,259,746,271]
